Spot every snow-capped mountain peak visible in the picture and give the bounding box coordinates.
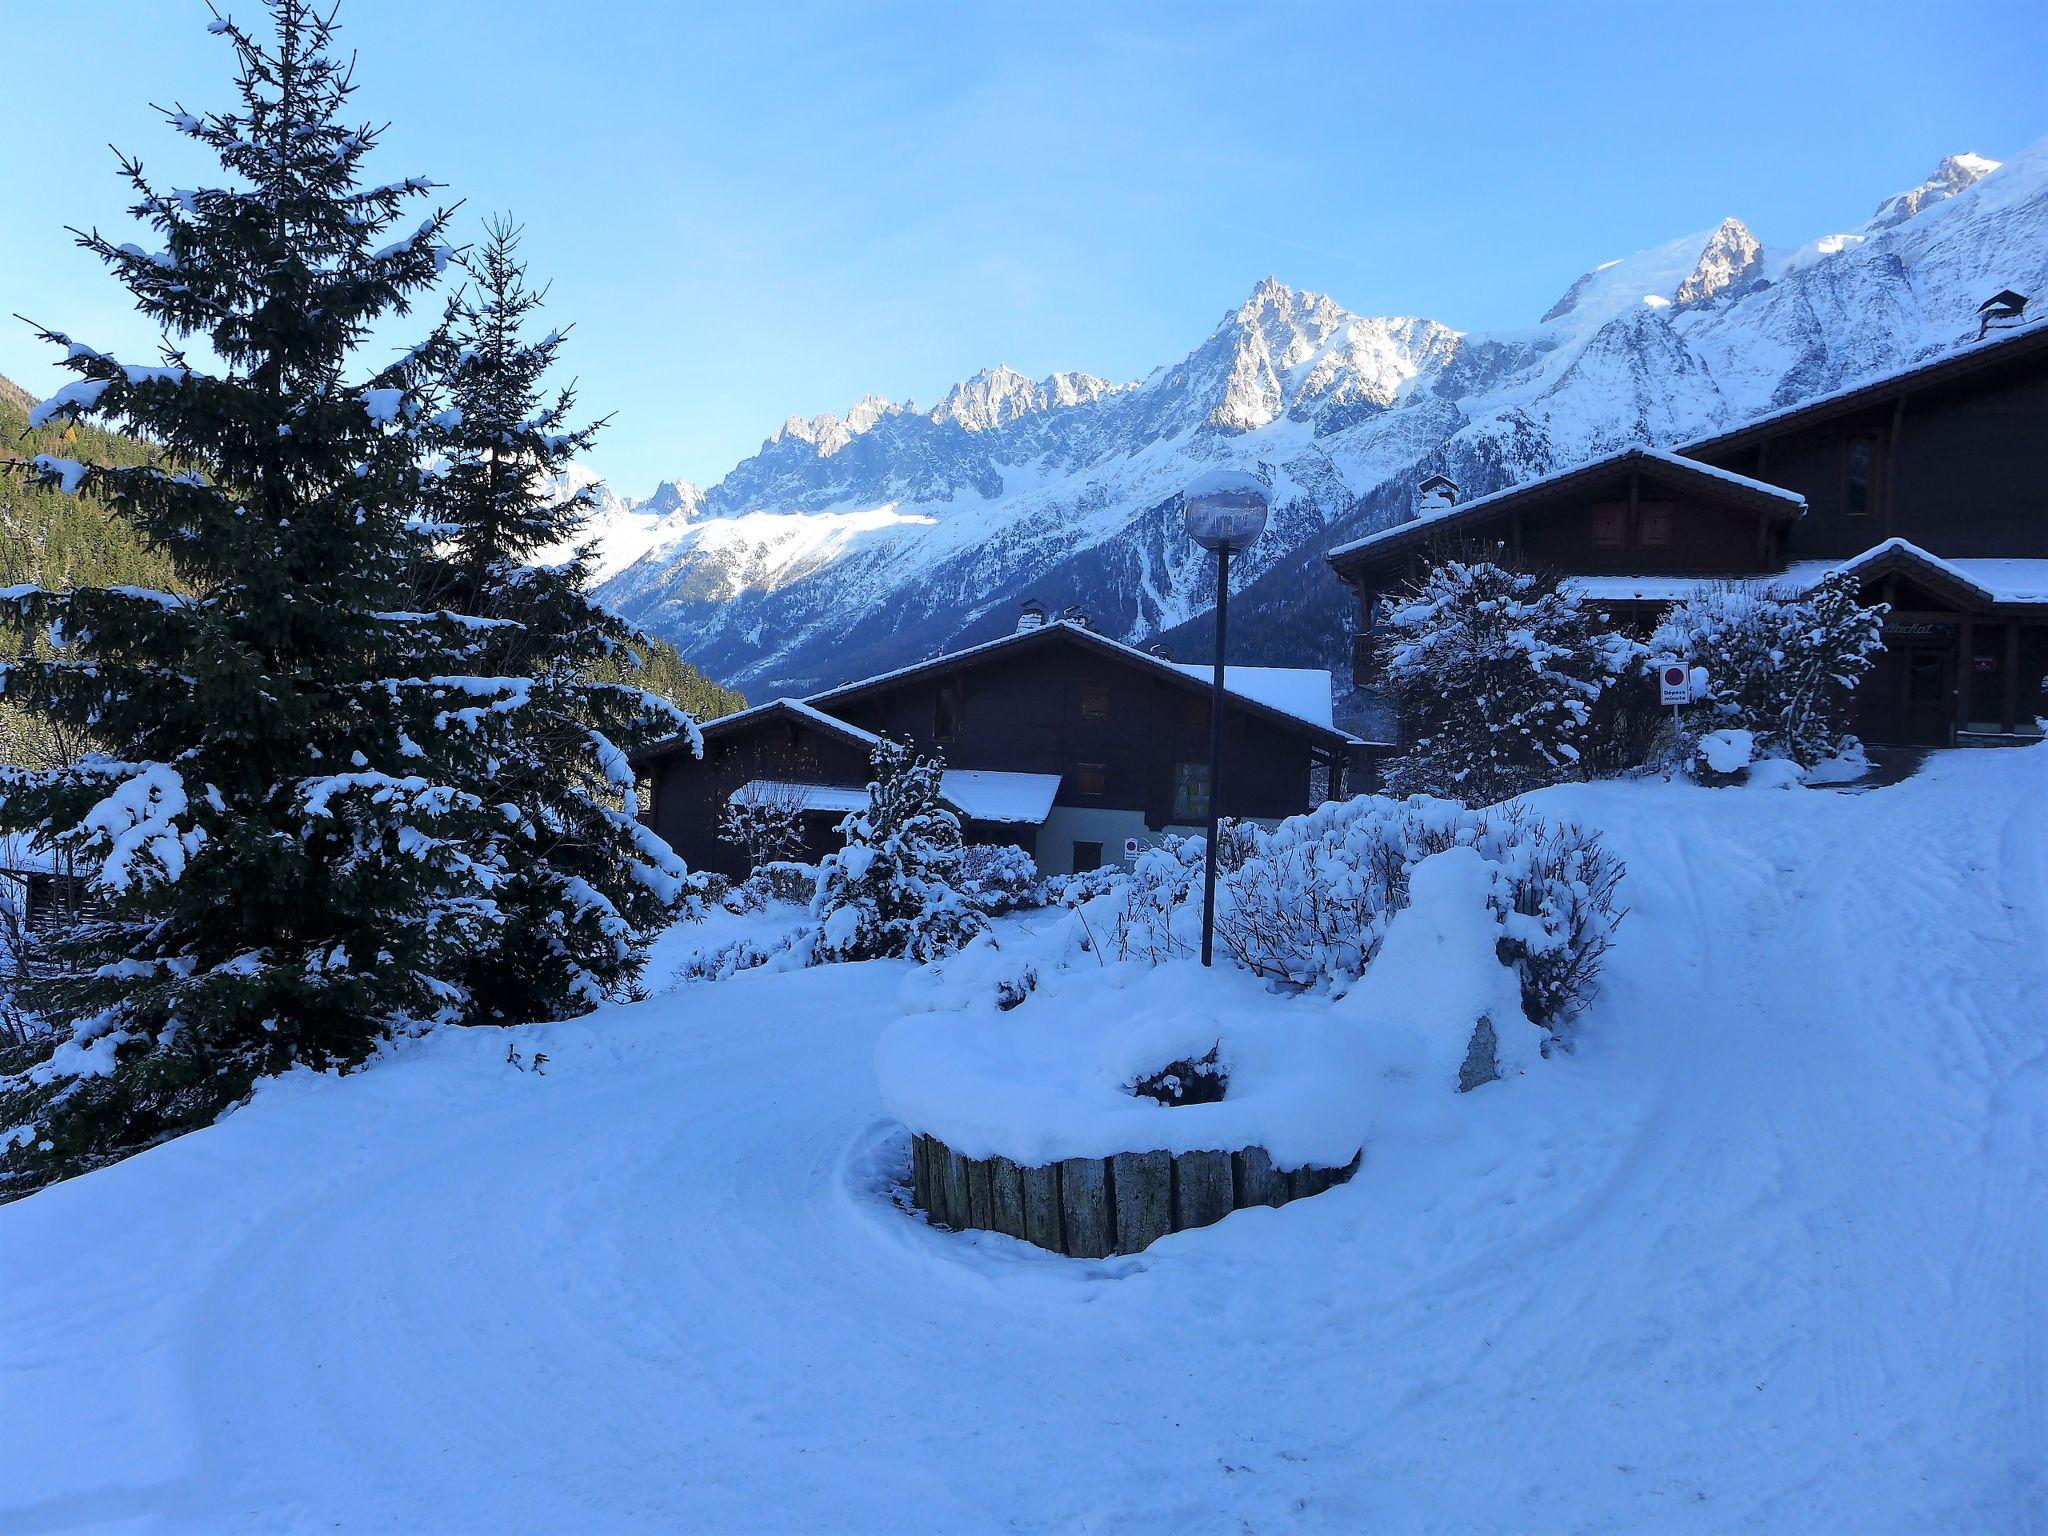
[1868,152,2001,230]
[593,142,2048,708]
[1674,217,1765,306]
[928,365,1124,432]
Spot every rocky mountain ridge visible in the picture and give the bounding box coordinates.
[585,143,2043,711]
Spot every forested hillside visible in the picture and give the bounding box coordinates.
[0,372,741,720]
[0,372,183,592]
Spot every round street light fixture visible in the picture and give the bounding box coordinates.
[1178,469,1270,967]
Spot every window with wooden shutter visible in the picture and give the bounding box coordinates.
[1080,681,1110,720]
[1638,504,1674,548]
[1075,761,1107,796]
[1593,504,1626,548]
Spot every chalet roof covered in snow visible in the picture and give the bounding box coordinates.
[1564,541,2048,610]
[727,769,1062,826]
[1324,445,1806,573]
[1163,663,1334,730]
[638,695,883,764]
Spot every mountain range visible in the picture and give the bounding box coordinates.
[578,143,2048,719]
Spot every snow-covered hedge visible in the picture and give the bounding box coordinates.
[1376,559,1644,803]
[1092,794,1623,1031]
[1651,572,1885,772]
[957,843,1040,916]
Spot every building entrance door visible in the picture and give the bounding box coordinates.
[1901,645,1953,746]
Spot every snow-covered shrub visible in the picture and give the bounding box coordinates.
[679,928,814,985]
[1376,559,1645,804]
[722,860,818,914]
[717,779,809,871]
[1042,864,1127,908]
[958,843,1040,916]
[810,742,987,964]
[1651,572,1885,770]
[1095,795,1624,1031]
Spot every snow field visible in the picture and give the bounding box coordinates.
[3,748,2045,1533]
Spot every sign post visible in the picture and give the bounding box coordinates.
[1179,470,1270,967]
[1657,657,1690,735]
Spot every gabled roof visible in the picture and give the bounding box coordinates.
[1680,320,2048,460]
[807,620,1360,746]
[728,769,1063,826]
[636,695,883,764]
[1326,445,1804,574]
[1827,537,2048,612]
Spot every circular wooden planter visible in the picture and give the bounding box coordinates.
[908,1133,1360,1258]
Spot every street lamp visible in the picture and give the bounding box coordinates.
[1180,468,1269,967]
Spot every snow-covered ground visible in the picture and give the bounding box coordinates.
[5,749,2045,1534]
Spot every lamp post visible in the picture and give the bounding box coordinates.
[1180,469,1269,967]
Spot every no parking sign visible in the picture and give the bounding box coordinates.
[1657,659,1690,705]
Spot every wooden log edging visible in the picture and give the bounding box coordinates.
[909,1132,1360,1257]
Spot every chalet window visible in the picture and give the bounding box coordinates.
[1071,841,1104,874]
[1845,436,1876,517]
[1080,681,1111,720]
[1075,761,1107,796]
[933,687,959,741]
[1638,504,1673,548]
[1172,761,1211,822]
[1593,505,1626,548]
[1185,696,1210,733]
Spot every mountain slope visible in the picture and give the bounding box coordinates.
[594,143,2045,707]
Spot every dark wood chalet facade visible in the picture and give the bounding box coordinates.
[634,620,1359,881]
[1328,321,2048,748]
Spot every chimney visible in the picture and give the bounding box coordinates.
[1015,597,1048,633]
[1417,473,1459,514]
[1978,289,2029,339]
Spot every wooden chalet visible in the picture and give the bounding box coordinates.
[1328,318,2048,748]
[634,618,1360,881]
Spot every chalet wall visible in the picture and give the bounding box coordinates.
[823,643,1316,832]
[647,718,873,881]
[1702,365,2048,559]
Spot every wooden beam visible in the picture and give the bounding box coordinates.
[1886,392,1909,538]
[1955,617,1974,738]
[2003,622,2021,734]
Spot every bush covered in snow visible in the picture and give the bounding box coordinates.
[718,780,809,871]
[721,861,819,914]
[1651,572,1885,772]
[957,843,1040,916]
[810,742,987,964]
[1041,864,1127,909]
[1375,559,1645,805]
[1095,794,1623,1031]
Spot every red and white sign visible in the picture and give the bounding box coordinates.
[1657,661,1690,706]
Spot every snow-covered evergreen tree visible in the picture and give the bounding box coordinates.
[0,1,499,1191]
[410,220,698,1025]
[1651,572,1886,769]
[811,741,985,964]
[718,778,808,872]
[1376,559,1643,804]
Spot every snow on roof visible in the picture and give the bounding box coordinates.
[932,769,1062,824]
[1563,542,2048,608]
[698,696,883,746]
[1165,663,1334,730]
[1831,538,2048,604]
[727,769,1061,825]
[1325,445,1804,563]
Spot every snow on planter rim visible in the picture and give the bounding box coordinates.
[876,954,1371,1172]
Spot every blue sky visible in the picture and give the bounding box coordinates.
[2,0,2041,496]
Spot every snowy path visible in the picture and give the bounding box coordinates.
[4,751,2046,1533]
